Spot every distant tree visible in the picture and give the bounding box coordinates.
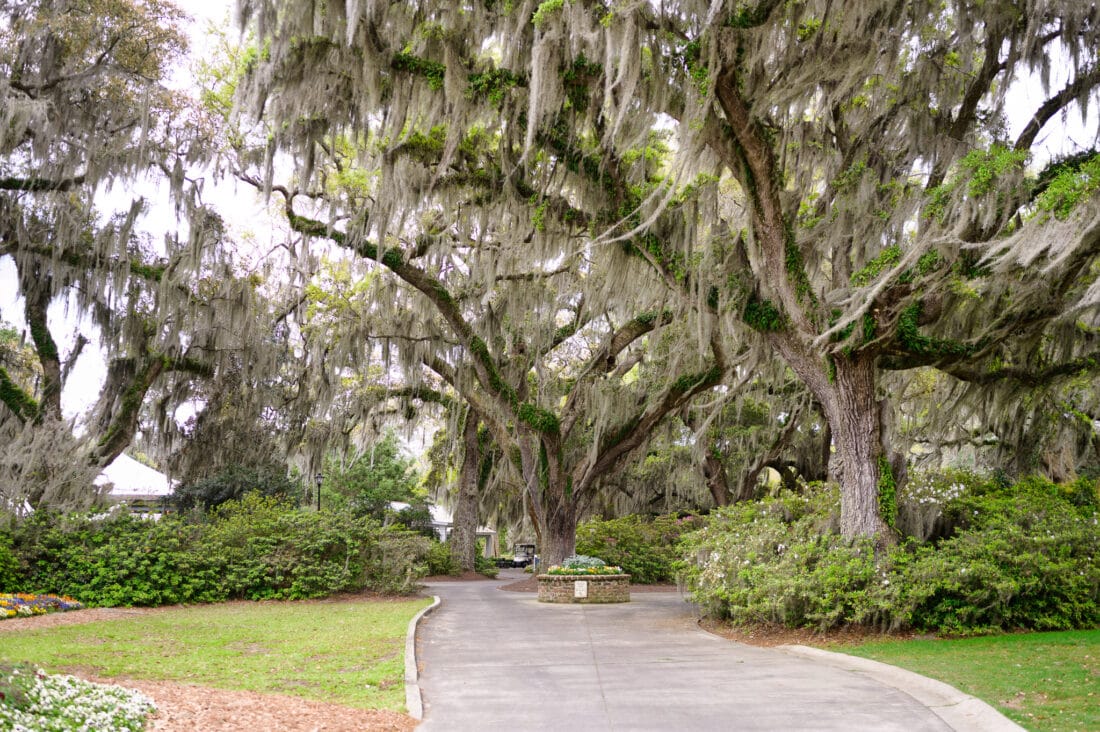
[169,464,299,514]
[326,431,422,521]
[0,0,252,513]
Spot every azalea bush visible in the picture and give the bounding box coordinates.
[681,475,1100,634]
[577,513,703,583]
[0,663,155,731]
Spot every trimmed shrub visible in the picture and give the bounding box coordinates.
[576,513,703,584]
[363,527,432,594]
[13,509,221,607]
[10,495,432,606]
[474,552,499,579]
[888,479,1100,633]
[678,487,881,629]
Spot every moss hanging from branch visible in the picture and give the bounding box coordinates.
[896,303,978,359]
[0,366,39,423]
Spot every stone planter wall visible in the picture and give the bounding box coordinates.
[537,574,630,603]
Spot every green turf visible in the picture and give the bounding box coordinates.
[0,597,431,711]
[840,629,1099,732]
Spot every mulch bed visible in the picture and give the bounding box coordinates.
[700,618,923,647]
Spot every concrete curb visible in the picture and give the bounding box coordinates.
[779,644,1026,732]
[404,595,441,720]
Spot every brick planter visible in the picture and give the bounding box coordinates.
[536,574,631,603]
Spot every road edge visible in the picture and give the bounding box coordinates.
[778,644,1025,732]
[404,595,441,720]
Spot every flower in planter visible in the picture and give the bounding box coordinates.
[546,555,624,575]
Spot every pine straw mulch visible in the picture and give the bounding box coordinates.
[0,594,419,732]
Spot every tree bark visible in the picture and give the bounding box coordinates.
[540,494,577,568]
[772,336,892,541]
[24,283,62,421]
[701,453,731,507]
[448,409,482,572]
[823,355,893,540]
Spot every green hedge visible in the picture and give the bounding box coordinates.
[680,476,1100,634]
[576,513,702,583]
[6,494,432,606]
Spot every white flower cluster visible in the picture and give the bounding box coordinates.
[905,472,967,505]
[0,667,156,732]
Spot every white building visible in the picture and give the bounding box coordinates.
[388,501,498,555]
[94,454,174,513]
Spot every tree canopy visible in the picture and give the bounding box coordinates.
[4,0,1098,555]
[232,0,1099,548]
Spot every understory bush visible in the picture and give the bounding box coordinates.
[681,476,1100,634]
[13,508,221,606]
[425,540,460,576]
[576,513,702,583]
[0,533,19,591]
[474,552,499,578]
[9,493,432,606]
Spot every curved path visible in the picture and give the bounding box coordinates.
[414,572,1016,731]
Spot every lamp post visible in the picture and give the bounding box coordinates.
[314,472,323,511]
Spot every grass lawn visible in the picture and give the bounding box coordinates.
[839,629,1099,732]
[0,597,431,711]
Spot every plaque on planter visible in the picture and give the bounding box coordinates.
[574,580,588,598]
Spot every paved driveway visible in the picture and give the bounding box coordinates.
[415,573,953,731]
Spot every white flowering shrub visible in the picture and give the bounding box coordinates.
[895,469,983,541]
[0,664,155,732]
[560,555,606,569]
[679,486,885,630]
[680,476,1100,634]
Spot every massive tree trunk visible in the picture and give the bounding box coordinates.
[774,338,893,541]
[448,410,482,572]
[540,493,577,568]
[701,453,732,507]
[822,355,894,540]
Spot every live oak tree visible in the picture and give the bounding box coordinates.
[230,6,737,562]
[611,0,1100,537]
[271,206,726,565]
[0,0,263,511]
[235,0,1100,548]
[506,0,1100,540]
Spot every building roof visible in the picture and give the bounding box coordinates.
[95,454,174,500]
